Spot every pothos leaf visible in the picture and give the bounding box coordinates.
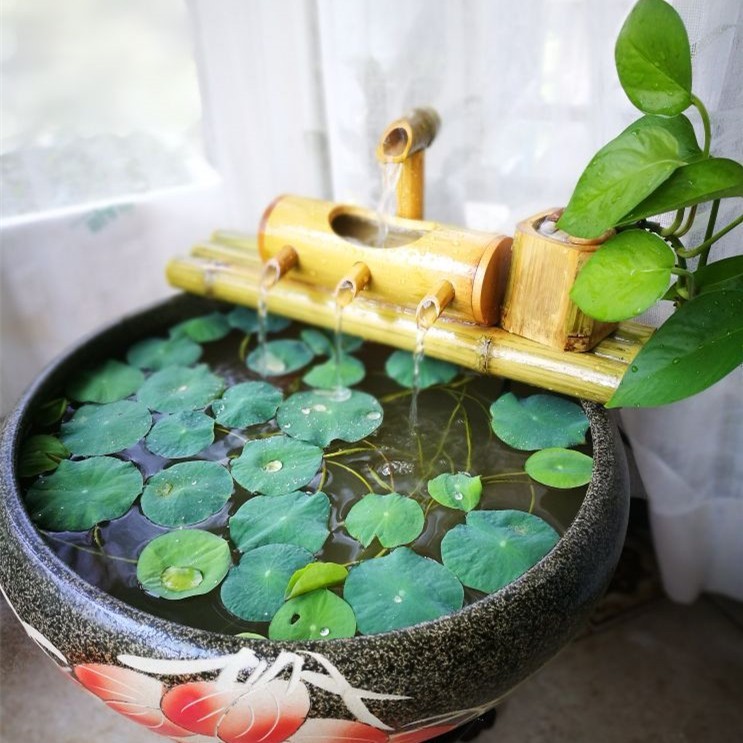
[19,435,70,478]
[570,230,675,321]
[619,159,743,225]
[285,562,349,599]
[557,126,684,238]
[615,0,692,116]
[608,289,743,408]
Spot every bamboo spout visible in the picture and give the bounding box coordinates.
[263,244,298,288]
[335,262,372,308]
[416,280,455,330]
[376,108,440,219]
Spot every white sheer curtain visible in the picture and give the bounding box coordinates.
[192,0,742,602]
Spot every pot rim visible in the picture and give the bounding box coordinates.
[0,293,626,653]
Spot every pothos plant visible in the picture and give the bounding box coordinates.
[557,0,743,408]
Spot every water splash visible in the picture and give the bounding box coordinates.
[376,161,403,248]
[256,263,280,376]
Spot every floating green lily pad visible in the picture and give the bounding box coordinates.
[137,529,231,600]
[525,448,594,489]
[441,509,560,593]
[427,473,482,512]
[385,351,459,389]
[141,461,233,527]
[170,312,231,343]
[137,365,224,413]
[300,329,363,356]
[126,336,202,371]
[211,381,282,428]
[227,307,291,335]
[145,411,215,458]
[345,548,463,635]
[220,544,313,622]
[61,400,152,456]
[345,493,424,548]
[489,393,589,450]
[19,435,70,478]
[66,360,144,404]
[26,457,143,531]
[269,589,357,641]
[229,491,330,553]
[277,390,383,446]
[302,355,366,389]
[231,435,322,495]
[247,340,313,376]
[286,562,349,599]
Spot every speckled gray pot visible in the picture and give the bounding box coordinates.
[0,294,629,743]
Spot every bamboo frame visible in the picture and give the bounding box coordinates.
[166,233,653,403]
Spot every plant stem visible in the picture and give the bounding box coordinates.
[675,205,697,238]
[691,94,711,158]
[661,209,684,236]
[325,459,374,493]
[671,267,695,299]
[699,199,721,267]
[677,213,743,259]
[42,531,138,564]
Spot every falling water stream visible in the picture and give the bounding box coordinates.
[410,299,440,428]
[257,263,281,375]
[376,161,403,248]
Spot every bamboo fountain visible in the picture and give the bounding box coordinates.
[167,108,651,403]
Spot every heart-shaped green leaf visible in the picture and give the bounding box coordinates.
[138,364,224,413]
[615,0,692,116]
[608,289,743,408]
[570,230,675,321]
[19,435,70,478]
[525,448,594,489]
[227,307,291,334]
[229,491,330,553]
[489,393,589,451]
[427,473,482,512]
[220,544,313,622]
[170,312,231,343]
[231,435,322,495]
[302,355,366,389]
[345,493,424,548]
[32,397,69,427]
[344,548,463,635]
[557,127,684,238]
[441,510,559,593]
[141,461,233,527]
[620,159,743,224]
[66,360,144,404]
[61,400,152,456]
[211,381,282,428]
[385,350,459,389]
[694,256,743,295]
[277,390,383,447]
[620,114,702,163]
[145,411,215,458]
[285,562,349,599]
[26,457,143,531]
[137,529,231,600]
[269,589,357,640]
[247,340,313,377]
[126,336,202,371]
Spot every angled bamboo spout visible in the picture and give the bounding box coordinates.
[376,108,440,220]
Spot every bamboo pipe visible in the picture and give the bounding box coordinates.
[376,108,440,219]
[166,251,648,403]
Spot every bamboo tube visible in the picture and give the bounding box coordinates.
[259,195,512,326]
[376,108,440,219]
[166,253,650,403]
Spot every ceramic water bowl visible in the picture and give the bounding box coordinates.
[0,294,629,742]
